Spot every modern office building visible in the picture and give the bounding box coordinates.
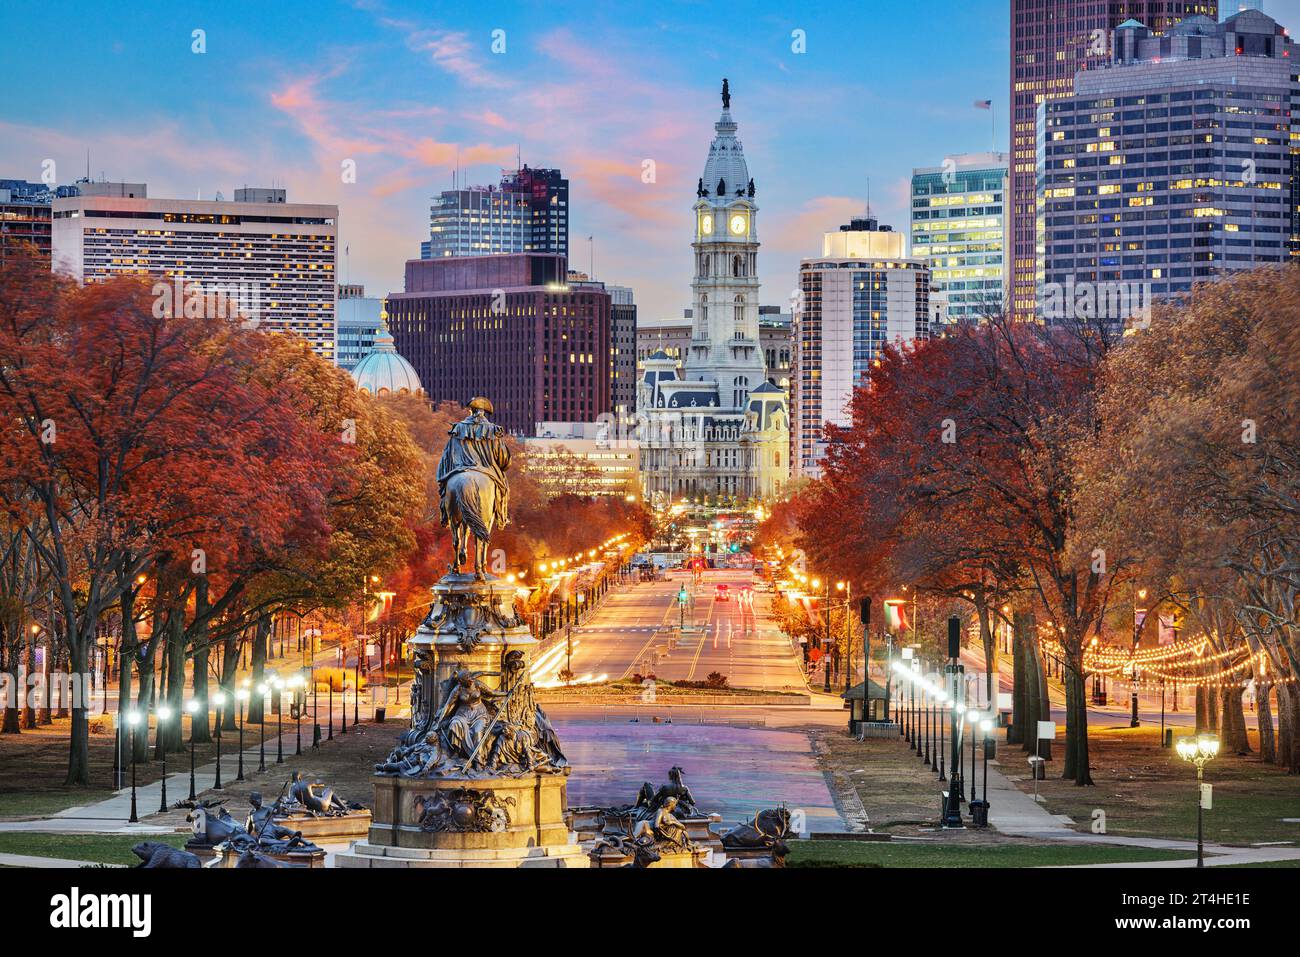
[51,184,338,358]
[637,81,789,504]
[794,219,931,479]
[385,253,611,435]
[566,273,638,420]
[525,421,640,499]
[0,179,79,266]
[759,306,792,390]
[1037,9,1298,324]
[422,165,568,260]
[910,153,1009,321]
[335,284,384,372]
[1010,0,1217,320]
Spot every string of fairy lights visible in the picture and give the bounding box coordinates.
[1039,632,1294,690]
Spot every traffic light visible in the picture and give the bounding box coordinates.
[729,542,740,553]
[678,588,688,604]
[860,597,871,625]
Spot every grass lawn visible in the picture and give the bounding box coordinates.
[1001,725,1300,846]
[1221,858,1300,868]
[788,839,1194,868]
[0,832,188,866]
[0,788,114,819]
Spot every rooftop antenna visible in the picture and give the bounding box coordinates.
[865,176,872,219]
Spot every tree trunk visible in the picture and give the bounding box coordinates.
[64,633,92,785]
[1220,684,1250,754]
[1033,632,1052,762]
[22,628,36,729]
[1276,681,1299,772]
[1206,686,1219,732]
[1195,686,1208,734]
[133,656,155,763]
[158,607,186,756]
[978,601,996,706]
[219,632,240,732]
[1009,613,1028,746]
[248,615,269,724]
[190,578,211,743]
[1257,682,1276,764]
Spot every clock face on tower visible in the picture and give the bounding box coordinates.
[729,213,747,236]
[700,213,713,236]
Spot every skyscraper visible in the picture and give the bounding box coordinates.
[910,153,1009,321]
[1038,9,1297,325]
[422,165,568,260]
[1009,0,1217,320]
[51,184,338,358]
[385,253,610,435]
[794,219,930,479]
[637,80,789,504]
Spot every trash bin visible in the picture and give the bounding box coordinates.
[1028,755,1046,780]
[375,707,386,723]
[1163,728,1173,748]
[969,800,989,827]
[985,739,997,760]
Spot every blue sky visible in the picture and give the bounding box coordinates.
[4,0,1297,320]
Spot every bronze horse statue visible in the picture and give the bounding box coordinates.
[436,397,511,579]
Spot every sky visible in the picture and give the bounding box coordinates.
[4,0,1298,322]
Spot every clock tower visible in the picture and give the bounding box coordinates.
[636,79,789,505]
[686,78,765,410]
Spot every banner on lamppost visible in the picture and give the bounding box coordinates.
[884,599,910,632]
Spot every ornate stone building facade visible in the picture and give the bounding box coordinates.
[638,81,789,504]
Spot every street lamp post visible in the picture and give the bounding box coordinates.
[1132,588,1147,727]
[922,674,931,766]
[126,710,141,823]
[185,699,200,801]
[1176,734,1220,867]
[235,687,249,782]
[968,709,980,803]
[256,682,268,771]
[291,675,303,755]
[156,705,171,814]
[212,691,226,790]
[273,677,285,763]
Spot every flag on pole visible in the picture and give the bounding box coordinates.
[974,99,992,110]
[884,599,910,632]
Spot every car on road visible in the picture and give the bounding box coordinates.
[714,584,730,602]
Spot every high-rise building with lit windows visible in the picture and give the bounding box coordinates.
[422,166,568,260]
[51,185,338,358]
[385,253,610,435]
[794,218,930,480]
[1010,0,1217,320]
[910,153,1009,321]
[1038,9,1298,321]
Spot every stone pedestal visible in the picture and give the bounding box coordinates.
[216,846,327,868]
[334,573,587,869]
[275,809,372,841]
[588,844,712,868]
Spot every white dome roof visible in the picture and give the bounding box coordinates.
[351,326,422,396]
